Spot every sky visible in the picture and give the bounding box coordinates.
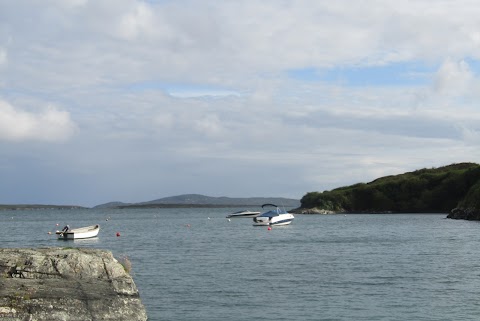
[1,0,480,207]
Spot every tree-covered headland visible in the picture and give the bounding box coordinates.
[300,163,480,218]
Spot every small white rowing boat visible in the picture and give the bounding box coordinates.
[56,224,100,240]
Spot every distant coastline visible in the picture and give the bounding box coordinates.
[6,163,480,220]
[94,194,301,209]
[0,204,85,211]
[114,203,280,209]
[0,194,301,211]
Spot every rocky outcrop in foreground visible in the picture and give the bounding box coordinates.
[0,248,147,321]
[447,207,480,220]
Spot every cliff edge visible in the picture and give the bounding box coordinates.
[0,247,147,321]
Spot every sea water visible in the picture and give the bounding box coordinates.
[1,208,480,321]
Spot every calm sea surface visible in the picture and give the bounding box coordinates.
[1,208,480,321]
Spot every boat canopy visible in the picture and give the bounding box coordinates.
[258,207,289,217]
[258,210,280,217]
[261,203,277,208]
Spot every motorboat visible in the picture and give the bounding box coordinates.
[56,224,100,240]
[226,210,261,218]
[252,204,294,226]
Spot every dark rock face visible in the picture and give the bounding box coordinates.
[447,207,480,220]
[0,248,147,321]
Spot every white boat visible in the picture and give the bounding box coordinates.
[226,210,261,218]
[56,224,100,240]
[252,204,294,226]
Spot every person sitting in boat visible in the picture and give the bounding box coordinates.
[61,225,70,233]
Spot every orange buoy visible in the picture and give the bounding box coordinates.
[267,226,272,231]
[116,232,120,237]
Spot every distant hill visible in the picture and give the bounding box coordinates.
[299,162,480,215]
[94,194,300,209]
[93,202,129,209]
[0,204,85,211]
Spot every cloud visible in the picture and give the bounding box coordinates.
[193,114,223,137]
[3,1,480,90]
[60,0,88,8]
[433,59,475,96]
[153,113,174,128]
[116,1,480,77]
[0,48,6,66]
[0,100,77,142]
[116,2,155,40]
[2,0,480,205]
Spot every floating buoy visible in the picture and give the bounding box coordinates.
[267,226,272,231]
[228,219,231,222]
[48,231,52,235]
[56,223,59,226]
[116,232,120,237]
[208,217,210,220]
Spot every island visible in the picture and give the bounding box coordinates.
[295,162,480,220]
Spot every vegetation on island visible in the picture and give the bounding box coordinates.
[300,162,480,214]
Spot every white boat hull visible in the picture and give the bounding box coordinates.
[226,210,261,218]
[252,214,294,226]
[56,224,100,240]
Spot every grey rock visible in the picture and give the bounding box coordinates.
[447,207,480,220]
[0,247,147,321]
[290,207,337,214]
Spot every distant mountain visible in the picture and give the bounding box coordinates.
[93,202,131,209]
[94,194,300,209]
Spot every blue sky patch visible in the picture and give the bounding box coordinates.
[288,62,439,87]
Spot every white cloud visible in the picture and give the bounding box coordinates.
[116,2,155,40]
[0,101,77,142]
[194,114,223,137]
[50,0,88,8]
[2,0,480,205]
[433,59,474,96]
[0,48,6,66]
[153,113,174,128]
[459,124,480,144]
[3,1,480,90]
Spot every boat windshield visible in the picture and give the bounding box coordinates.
[258,209,288,217]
